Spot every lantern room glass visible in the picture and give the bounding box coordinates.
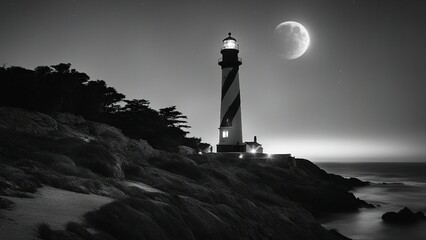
[221,40,239,50]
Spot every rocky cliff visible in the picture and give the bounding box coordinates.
[0,107,370,240]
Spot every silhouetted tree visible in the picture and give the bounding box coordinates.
[159,106,190,130]
[184,137,212,152]
[51,63,71,74]
[121,99,151,113]
[104,87,125,113]
[34,66,52,76]
[0,63,209,152]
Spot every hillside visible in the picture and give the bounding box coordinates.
[0,107,371,240]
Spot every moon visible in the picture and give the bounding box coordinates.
[274,21,310,60]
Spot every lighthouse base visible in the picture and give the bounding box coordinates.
[217,144,246,153]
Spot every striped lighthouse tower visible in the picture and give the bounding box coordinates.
[217,33,245,152]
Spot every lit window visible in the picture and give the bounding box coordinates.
[222,130,229,138]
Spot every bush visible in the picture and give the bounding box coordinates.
[38,223,53,240]
[0,197,15,209]
[85,200,168,240]
[66,222,93,240]
[66,141,118,177]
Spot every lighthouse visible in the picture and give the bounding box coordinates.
[217,33,245,152]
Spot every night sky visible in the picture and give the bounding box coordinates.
[1,0,425,161]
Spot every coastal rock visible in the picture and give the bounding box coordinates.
[0,107,369,240]
[179,197,235,240]
[87,121,128,150]
[0,107,57,136]
[345,177,369,188]
[52,112,94,141]
[292,159,372,214]
[382,207,426,224]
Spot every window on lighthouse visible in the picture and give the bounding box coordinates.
[223,130,229,138]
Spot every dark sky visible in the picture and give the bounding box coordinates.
[1,0,425,161]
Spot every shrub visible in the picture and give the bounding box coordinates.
[66,222,93,240]
[85,200,168,240]
[38,223,52,240]
[0,197,15,209]
[67,141,118,177]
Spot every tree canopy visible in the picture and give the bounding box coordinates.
[0,63,209,152]
[160,106,190,130]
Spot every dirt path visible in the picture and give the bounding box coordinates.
[0,187,113,240]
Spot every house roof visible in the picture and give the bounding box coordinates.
[245,141,262,147]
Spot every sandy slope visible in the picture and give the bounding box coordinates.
[0,187,113,240]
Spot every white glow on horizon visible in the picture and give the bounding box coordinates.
[262,137,425,161]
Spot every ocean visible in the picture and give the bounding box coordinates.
[316,162,426,240]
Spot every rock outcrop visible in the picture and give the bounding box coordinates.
[0,107,372,240]
[0,107,166,179]
[0,107,58,136]
[382,207,426,224]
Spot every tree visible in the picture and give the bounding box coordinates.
[51,63,71,74]
[35,66,52,76]
[184,137,211,152]
[159,106,190,130]
[121,99,151,113]
[76,80,125,118]
[0,63,210,153]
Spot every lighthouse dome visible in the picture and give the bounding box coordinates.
[223,32,236,41]
[221,32,239,50]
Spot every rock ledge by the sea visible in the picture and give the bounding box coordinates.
[382,207,426,224]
